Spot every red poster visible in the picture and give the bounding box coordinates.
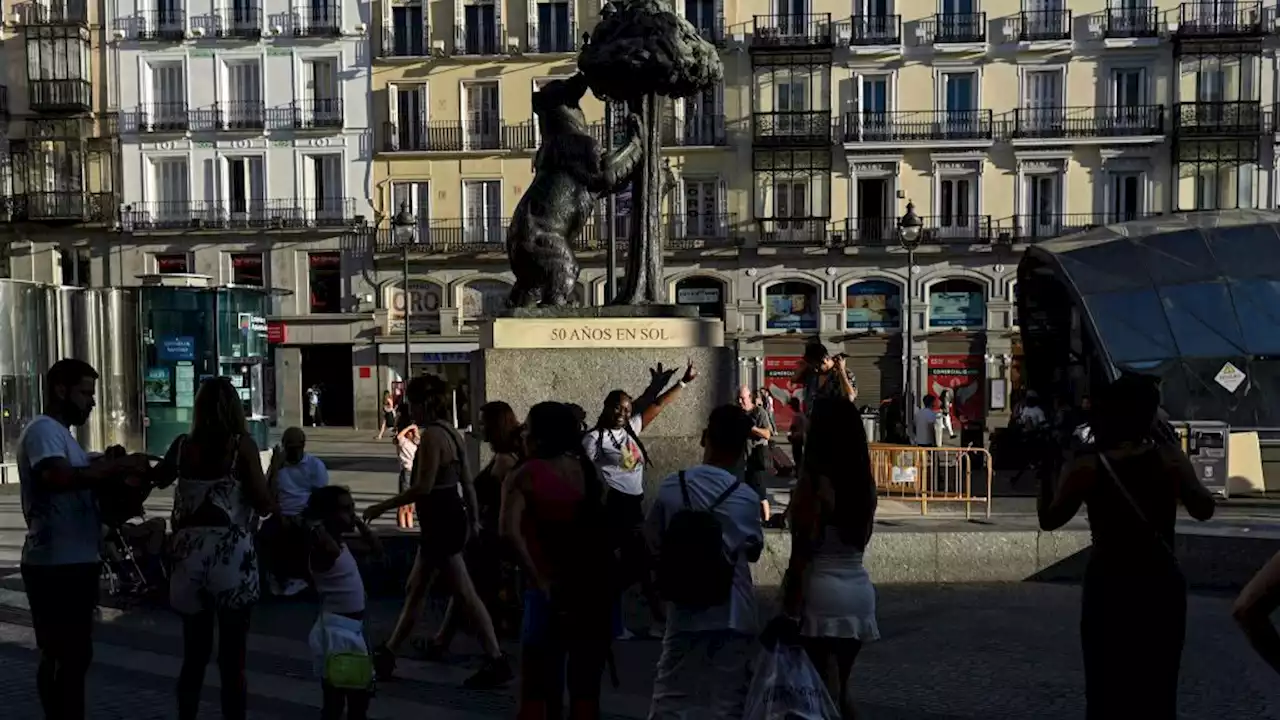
[927,355,985,424]
[265,321,287,344]
[763,356,802,433]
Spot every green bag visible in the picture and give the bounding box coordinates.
[319,613,374,691]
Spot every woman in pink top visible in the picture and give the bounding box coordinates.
[393,411,419,529]
[502,402,614,720]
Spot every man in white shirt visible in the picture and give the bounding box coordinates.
[645,405,763,719]
[264,426,329,595]
[20,359,150,719]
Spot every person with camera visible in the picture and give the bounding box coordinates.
[792,342,857,416]
[19,359,153,719]
[1037,374,1215,719]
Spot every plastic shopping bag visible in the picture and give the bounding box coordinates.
[743,644,841,720]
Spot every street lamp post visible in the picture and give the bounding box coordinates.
[393,201,417,382]
[898,201,923,410]
[604,102,617,302]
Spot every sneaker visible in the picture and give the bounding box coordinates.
[372,645,397,681]
[463,654,513,689]
[282,578,309,597]
[615,628,635,641]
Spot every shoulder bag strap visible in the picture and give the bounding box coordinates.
[433,421,471,479]
[708,480,742,511]
[678,470,691,509]
[1096,453,1177,559]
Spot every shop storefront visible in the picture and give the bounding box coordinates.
[926,279,989,429]
[844,279,903,407]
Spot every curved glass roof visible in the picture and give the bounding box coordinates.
[1023,210,1280,426]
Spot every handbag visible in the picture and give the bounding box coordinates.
[319,610,374,691]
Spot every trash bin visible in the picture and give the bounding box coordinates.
[862,411,879,443]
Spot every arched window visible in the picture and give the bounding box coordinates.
[928,279,986,329]
[765,280,819,330]
[460,280,512,321]
[845,279,902,330]
[383,279,442,334]
[675,276,726,320]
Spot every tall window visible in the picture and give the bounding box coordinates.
[156,253,189,274]
[304,58,339,123]
[463,0,498,54]
[535,1,571,52]
[393,84,427,150]
[939,177,972,229]
[1111,173,1142,222]
[684,178,721,236]
[464,82,500,149]
[155,0,184,31]
[308,251,341,313]
[149,61,185,127]
[225,156,265,215]
[391,4,426,55]
[685,0,719,41]
[1024,173,1062,237]
[60,248,90,287]
[26,26,91,83]
[1022,69,1063,131]
[391,181,430,228]
[225,60,263,127]
[774,180,807,229]
[231,253,264,286]
[304,154,343,219]
[150,157,189,221]
[463,180,502,245]
[775,77,807,135]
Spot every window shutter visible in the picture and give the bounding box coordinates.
[453,0,465,51]
[381,0,393,51]
[528,2,538,48]
[387,82,398,139]
[717,176,727,232]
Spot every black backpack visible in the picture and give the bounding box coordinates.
[656,471,741,610]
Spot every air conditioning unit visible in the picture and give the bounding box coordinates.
[431,38,446,56]
[191,26,204,37]
[272,24,283,35]
[112,27,125,38]
[354,21,366,33]
[506,37,520,54]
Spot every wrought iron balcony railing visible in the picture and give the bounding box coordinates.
[139,102,190,132]
[1104,4,1160,38]
[757,217,831,247]
[1006,213,1124,241]
[834,216,996,246]
[455,22,505,55]
[527,18,577,53]
[1175,101,1263,136]
[293,3,341,37]
[138,8,187,40]
[383,120,527,152]
[753,111,832,146]
[379,27,428,57]
[123,198,358,231]
[840,14,901,45]
[1176,2,1263,37]
[15,1,88,25]
[750,13,834,49]
[6,192,116,223]
[1013,9,1071,41]
[842,110,994,143]
[293,98,343,129]
[215,100,267,130]
[29,79,92,113]
[1011,105,1165,139]
[689,14,727,46]
[213,4,262,38]
[921,12,986,43]
[662,114,727,146]
[374,217,508,253]
[666,212,738,249]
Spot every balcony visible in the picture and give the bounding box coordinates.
[753,111,832,146]
[213,5,262,38]
[667,213,738,249]
[216,100,267,130]
[1007,213,1139,242]
[689,14,727,47]
[835,216,994,246]
[455,23,505,56]
[379,28,427,57]
[138,9,187,40]
[1012,9,1071,42]
[1174,101,1262,137]
[293,98,343,130]
[293,3,341,37]
[9,192,115,224]
[840,14,901,47]
[374,218,508,253]
[139,102,190,132]
[1176,2,1263,38]
[1103,4,1160,39]
[757,217,830,247]
[527,19,578,53]
[921,13,987,44]
[842,110,994,144]
[383,120,529,152]
[15,1,88,25]
[662,114,727,146]
[123,198,358,231]
[1010,105,1165,140]
[29,79,92,113]
[750,14,834,50]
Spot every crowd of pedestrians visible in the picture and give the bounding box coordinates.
[19,353,1280,720]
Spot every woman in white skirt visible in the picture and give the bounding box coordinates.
[781,397,879,719]
[304,486,382,720]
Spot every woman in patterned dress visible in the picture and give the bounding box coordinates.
[151,377,276,720]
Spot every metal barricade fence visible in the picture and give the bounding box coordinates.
[868,444,993,519]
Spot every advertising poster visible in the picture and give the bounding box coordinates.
[766,286,818,330]
[928,291,986,328]
[175,363,196,408]
[927,355,985,423]
[144,367,172,404]
[763,356,803,432]
[157,336,195,362]
[845,280,901,330]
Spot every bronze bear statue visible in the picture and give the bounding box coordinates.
[506,72,642,308]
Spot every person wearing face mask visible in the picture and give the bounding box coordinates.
[264,427,330,596]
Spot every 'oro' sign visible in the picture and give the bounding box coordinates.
[384,281,442,333]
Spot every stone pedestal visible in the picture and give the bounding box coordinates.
[471,306,734,494]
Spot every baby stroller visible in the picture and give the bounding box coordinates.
[102,514,169,603]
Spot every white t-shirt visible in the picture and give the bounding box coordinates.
[645,464,763,636]
[582,413,646,496]
[275,453,329,516]
[913,407,938,446]
[19,415,100,565]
